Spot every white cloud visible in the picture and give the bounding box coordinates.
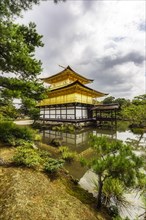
[17,0,145,99]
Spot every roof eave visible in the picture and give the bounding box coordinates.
[40,66,94,83]
[50,80,107,97]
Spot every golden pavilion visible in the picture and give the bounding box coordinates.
[39,66,108,122]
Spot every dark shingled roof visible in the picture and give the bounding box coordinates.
[91,104,119,110]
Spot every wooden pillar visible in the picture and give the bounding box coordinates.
[115,109,117,128]
[60,105,62,119]
[115,109,117,120]
[74,104,76,120]
[99,110,102,126]
[100,110,101,118]
[43,107,45,125]
[111,110,113,128]
[66,105,67,119]
[49,106,50,119]
[55,106,56,119]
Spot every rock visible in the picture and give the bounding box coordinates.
[0,158,7,166]
[32,144,38,149]
[50,138,62,147]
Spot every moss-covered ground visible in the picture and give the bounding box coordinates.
[0,146,111,220]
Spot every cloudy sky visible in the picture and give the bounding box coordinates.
[18,0,145,99]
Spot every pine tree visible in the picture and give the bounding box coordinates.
[0,1,48,119]
[81,136,145,209]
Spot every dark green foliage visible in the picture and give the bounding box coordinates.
[0,0,65,19]
[103,95,146,127]
[0,21,47,119]
[0,21,43,75]
[44,158,64,173]
[0,0,41,18]
[0,77,47,101]
[0,0,47,119]
[81,135,145,209]
[108,205,119,217]
[102,96,116,104]
[122,103,146,127]
[0,0,66,119]
[102,96,130,108]
[38,149,51,160]
[0,121,37,145]
[102,96,131,119]
[89,136,143,187]
[0,103,19,119]
[132,94,146,105]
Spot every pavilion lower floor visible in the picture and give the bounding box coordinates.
[39,103,93,121]
[39,103,119,124]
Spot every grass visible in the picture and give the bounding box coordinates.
[0,144,111,220]
[0,166,111,220]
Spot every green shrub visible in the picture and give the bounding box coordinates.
[37,149,51,161]
[12,126,37,140]
[34,134,41,141]
[0,113,13,121]
[44,158,64,174]
[0,121,39,145]
[59,146,69,153]
[59,146,77,162]
[14,139,34,147]
[0,121,15,144]
[61,151,77,162]
[13,145,53,170]
[12,147,42,168]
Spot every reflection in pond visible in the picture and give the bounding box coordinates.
[42,129,117,151]
[41,128,118,178]
[42,127,146,154]
[42,129,90,153]
[41,126,146,178]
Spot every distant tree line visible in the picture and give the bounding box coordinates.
[102,94,146,127]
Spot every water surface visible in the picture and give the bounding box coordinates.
[41,124,146,179]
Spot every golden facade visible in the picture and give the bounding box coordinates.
[39,66,107,107]
[39,66,107,121]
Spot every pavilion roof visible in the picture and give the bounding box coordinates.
[50,80,108,98]
[41,66,93,84]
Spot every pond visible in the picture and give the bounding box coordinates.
[41,122,146,220]
[41,122,146,177]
